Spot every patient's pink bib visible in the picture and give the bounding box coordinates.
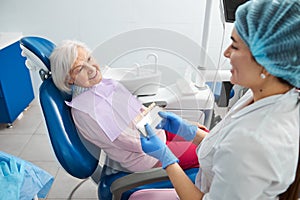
[66,79,143,141]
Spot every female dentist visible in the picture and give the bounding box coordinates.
[140,0,300,199]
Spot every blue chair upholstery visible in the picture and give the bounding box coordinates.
[20,36,199,200]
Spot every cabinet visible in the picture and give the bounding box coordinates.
[0,37,34,124]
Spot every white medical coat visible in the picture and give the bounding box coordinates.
[196,89,299,200]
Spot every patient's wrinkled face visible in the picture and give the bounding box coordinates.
[69,47,102,88]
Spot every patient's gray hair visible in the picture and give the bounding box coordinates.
[50,40,91,93]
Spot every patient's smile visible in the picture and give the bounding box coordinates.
[70,46,102,88]
[89,70,98,80]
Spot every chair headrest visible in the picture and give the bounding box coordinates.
[20,36,56,71]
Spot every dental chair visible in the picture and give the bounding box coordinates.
[19,36,199,200]
[20,37,99,180]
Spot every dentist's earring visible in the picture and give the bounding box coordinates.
[260,73,266,79]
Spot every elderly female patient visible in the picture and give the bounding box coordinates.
[49,40,199,172]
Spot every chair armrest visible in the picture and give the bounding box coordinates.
[111,168,169,200]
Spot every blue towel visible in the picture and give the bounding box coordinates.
[0,151,54,200]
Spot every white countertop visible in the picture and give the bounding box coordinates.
[0,32,22,50]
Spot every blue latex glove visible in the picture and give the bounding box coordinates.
[156,111,198,141]
[0,158,25,200]
[140,124,178,169]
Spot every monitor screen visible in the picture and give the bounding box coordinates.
[223,0,249,22]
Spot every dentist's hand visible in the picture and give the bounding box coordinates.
[156,111,198,141]
[140,124,178,169]
[0,158,25,200]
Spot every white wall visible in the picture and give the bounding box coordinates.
[0,0,204,47]
[0,0,234,93]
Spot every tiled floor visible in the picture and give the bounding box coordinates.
[0,98,98,200]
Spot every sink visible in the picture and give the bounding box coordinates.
[102,66,161,96]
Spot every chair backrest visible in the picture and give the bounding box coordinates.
[20,37,99,179]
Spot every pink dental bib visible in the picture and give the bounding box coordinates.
[66,79,143,141]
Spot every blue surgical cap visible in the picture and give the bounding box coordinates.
[235,0,300,88]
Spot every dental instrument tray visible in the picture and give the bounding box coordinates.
[135,103,163,137]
